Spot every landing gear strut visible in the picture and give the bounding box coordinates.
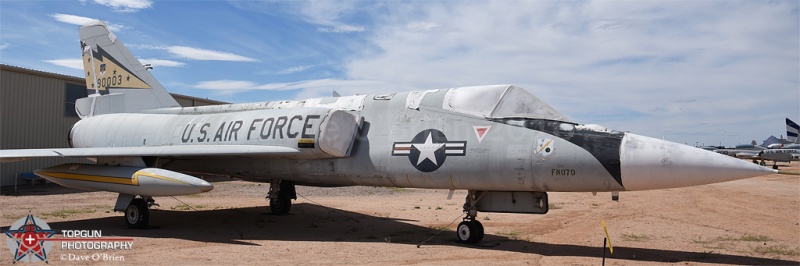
[457,190,484,243]
[124,196,155,229]
[267,180,296,215]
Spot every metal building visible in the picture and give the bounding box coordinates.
[0,64,226,189]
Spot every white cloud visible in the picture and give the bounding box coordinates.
[276,64,317,75]
[43,57,182,73]
[229,1,366,33]
[43,59,83,70]
[343,1,799,145]
[298,0,365,33]
[254,79,386,91]
[166,46,258,62]
[92,0,152,12]
[406,21,442,32]
[131,44,257,62]
[0,43,8,50]
[318,24,365,33]
[50,13,96,25]
[193,79,393,96]
[194,80,258,90]
[138,58,185,68]
[50,13,127,31]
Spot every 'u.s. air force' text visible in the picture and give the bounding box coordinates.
[180,115,320,143]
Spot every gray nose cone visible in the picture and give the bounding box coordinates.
[620,133,775,191]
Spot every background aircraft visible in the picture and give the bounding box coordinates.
[0,22,780,243]
[758,145,800,165]
[714,144,765,160]
[715,118,800,169]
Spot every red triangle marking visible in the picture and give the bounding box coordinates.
[476,128,487,138]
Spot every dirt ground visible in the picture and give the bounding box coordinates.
[1,162,799,265]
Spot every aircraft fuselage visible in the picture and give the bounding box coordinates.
[73,90,627,192]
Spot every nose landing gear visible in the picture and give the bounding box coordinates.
[457,190,485,243]
[457,219,484,243]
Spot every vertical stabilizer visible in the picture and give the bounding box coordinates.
[787,118,799,144]
[76,21,179,117]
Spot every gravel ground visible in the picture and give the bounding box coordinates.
[1,161,798,265]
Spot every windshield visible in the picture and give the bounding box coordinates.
[442,85,570,121]
[492,86,569,121]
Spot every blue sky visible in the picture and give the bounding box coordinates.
[0,0,798,147]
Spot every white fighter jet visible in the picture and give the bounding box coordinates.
[0,22,780,243]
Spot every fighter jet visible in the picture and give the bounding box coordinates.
[0,22,780,243]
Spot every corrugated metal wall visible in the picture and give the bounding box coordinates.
[173,95,222,107]
[0,65,227,190]
[175,97,194,107]
[0,67,87,189]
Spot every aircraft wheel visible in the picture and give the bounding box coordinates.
[125,198,149,229]
[456,220,484,243]
[270,194,292,215]
[474,220,484,242]
[773,164,779,170]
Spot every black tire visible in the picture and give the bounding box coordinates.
[125,198,149,229]
[473,220,484,242]
[270,194,292,215]
[456,220,484,243]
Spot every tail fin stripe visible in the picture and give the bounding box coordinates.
[787,118,799,130]
[787,118,800,144]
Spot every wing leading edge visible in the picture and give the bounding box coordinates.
[0,145,300,162]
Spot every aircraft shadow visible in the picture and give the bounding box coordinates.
[33,203,797,265]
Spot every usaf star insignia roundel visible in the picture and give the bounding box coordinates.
[392,129,467,172]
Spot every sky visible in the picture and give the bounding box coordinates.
[0,0,798,147]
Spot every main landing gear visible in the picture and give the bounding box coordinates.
[267,180,296,215]
[457,190,485,244]
[122,196,156,229]
[756,159,779,170]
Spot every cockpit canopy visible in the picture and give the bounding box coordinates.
[442,85,570,122]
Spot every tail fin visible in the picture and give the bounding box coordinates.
[787,118,799,144]
[76,21,179,117]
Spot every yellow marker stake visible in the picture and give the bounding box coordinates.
[777,170,800,176]
[602,220,614,254]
